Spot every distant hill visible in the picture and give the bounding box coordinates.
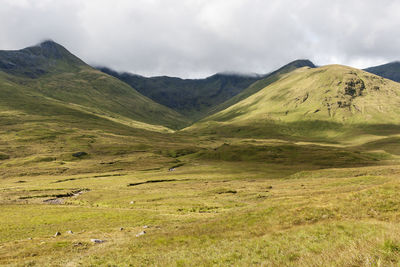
[0,41,189,130]
[188,65,400,141]
[364,61,400,83]
[97,67,262,121]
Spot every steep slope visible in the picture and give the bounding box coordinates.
[0,41,189,129]
[98,67,262,120]
[364,61,400,83]
[188,65,400,141]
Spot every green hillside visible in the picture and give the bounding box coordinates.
[206,59,315,116]
[364,61,400,83]
[0,41,189,130]
[188,65,400,141]
[98,67,262,120]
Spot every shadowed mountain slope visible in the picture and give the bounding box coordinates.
[0,40,85,78]
[364,61,400,83]
[97,68,262,120]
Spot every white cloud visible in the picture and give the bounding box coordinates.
[0,0,399,77]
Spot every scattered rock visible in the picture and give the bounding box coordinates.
[130,201,135,204]
[136,231,146,237]
[54,232,61,237]
[27,237,32,240]
[344,77,365,97]
[73,242,83,247]
[66,230,73,234]
[321,215,328,219]
[72,152,88,158]
[43,198,64,204]
[119,227,124,231]
[143,225,149,229]
[90,239,105,243]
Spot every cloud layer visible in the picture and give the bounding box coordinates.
[1,0,400,78]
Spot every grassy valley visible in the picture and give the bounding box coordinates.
[1,42,400,266]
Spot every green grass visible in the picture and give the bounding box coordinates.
[187,65,400,142]
[1,120,400,265]
[2,46,400,265]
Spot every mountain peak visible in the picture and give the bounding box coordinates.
[27,40,76,60]
[38,39,59,47]
[0,40,85,78]
[281,59,315,69]
[258,59,315,79]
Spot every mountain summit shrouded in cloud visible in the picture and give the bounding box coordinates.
[1,0,400,78]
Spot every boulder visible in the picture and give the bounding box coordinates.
[72,152,88,158]
[90,239,105,243]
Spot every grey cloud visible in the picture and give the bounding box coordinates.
[0,0,399,78]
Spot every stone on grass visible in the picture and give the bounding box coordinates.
[143,225,149,229]
[130,201,135,204]
[136,231,146,237]
[72,152,88,158]
[119,227,124,231]
[90,239,105,243]
[54,232,61,237]
[66,230,73,234]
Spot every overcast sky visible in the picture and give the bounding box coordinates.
[1,0,399,78]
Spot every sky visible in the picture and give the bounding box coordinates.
[1,0,400,78]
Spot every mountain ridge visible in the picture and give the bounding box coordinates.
[97,66,263,120]
[97,59,315,121]
[364,61,400,83]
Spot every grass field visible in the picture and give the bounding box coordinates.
[2,44,400,265]
[1,123,400,266]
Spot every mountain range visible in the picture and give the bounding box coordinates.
[1,40,400,140]
[3,40,400,266]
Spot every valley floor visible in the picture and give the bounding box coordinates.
[1,129,400,266]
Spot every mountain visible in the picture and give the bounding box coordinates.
[97,67,263,120]
[0,41,189,130]
[205,59,315,116]
[187,65,400,141]
[364,61,400,83]
[0,40,85,78]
